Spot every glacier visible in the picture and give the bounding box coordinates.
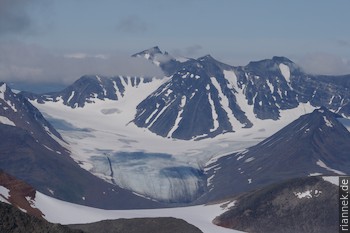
[31,88,315,202]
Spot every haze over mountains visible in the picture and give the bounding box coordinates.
[0,46,349,232]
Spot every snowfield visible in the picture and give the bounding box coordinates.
[1,177,340,233]
[28,191,244,233]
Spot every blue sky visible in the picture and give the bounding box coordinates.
[1,0,350,85]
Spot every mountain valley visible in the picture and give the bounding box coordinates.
[0,46,349,232]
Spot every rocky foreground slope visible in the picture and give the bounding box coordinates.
[213,176,338,233]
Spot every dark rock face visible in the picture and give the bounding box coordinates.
[0,201,83,233]
[70,217,203,233]
[199,108,350,203]
[0,82,66,154]
[292,74,350,116]
[236,56,301,120]
[213,177,338,233]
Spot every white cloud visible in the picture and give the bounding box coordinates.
[171,45,204,58]
[63,53,108,60]
[0,41,164,85]
[298,52,350,75]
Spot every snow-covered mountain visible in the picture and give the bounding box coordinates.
[133,55,251,140]
[200,107,350,203]
[23,75,163,108]
[134,54,350,140]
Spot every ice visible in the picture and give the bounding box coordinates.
[164,89,173,97]
[316,160,345,175]
[244,157,255,163]
[210,77,244,130]
[47,188,55,195]
[323,116,334,128]
[279,63,291,83]
[207,92,219,132]
[145,108,159,124]
[190,92,196,99]
[223,200,236,210]
[0,83,17,112]
[43,125,69,149]
[113,81,122,99]
[266,80,274,93]
[322,176,339,186]
[147,99,175,128]
[0,187,11,204]
[67,91,75,104]
[0,83,8,101]
[6,100,17,112]
[309,173,322,176]
[91,152,203,201]
[175,56,189,63]
[294,189,322,199]
[294,190,313,199]
[167,95,186,137]
[0,116,15,126]
[43,145,54,152]
[337,98,346,113]
[312,90,317,98]
[207,174,215,186]
[338,118,350,132]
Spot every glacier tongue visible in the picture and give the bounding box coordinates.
[91,151,204,202]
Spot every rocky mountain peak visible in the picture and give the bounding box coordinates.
[132,46,163,58]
